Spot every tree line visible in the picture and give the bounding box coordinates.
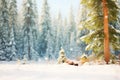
[0,0,120,64]
[0,0,80,61]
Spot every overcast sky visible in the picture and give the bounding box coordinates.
[17,0,80,19]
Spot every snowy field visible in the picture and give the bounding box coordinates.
[0,62,120,80]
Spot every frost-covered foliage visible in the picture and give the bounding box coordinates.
[68,7,76,36]
[62,18,70,57]
[80,0,120,58]
[9,0,18,60]
[77,4,89,55]
[32,0,39,52]
[50,17,58,59]
[66,7,79,58]
[57,48,67,64]
[51,8,79,59]
[54,12,63,56]
[15,2,24,59]
[114,0,120,55]
[1,0,119,61]
[0,0,82,61]
[38,0,51,58]
[0,0,15,61]
[22,0,39,60]
[46,30,56,60]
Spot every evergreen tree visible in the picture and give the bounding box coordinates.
[51,16,59,59]
[62,17,69,55]
[15,26,24,59]
[32,0,39,52]
[38,0,51,58]
[68,6,76,37]
[114,0,120,55]
[67,7,77,58]
[57,12,64,49]
[32,0,38,19]
[0,0,12,61]
[9,0,18,60]
[54,11,63,57]
[46,30,55,60]
[77,3,90,55]
[15,10,24,59]
[22,0,39,60]
[16,0,26,60]
[81,0,120,64]
[69,32,77,59]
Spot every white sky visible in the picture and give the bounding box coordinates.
[17,0,80,19]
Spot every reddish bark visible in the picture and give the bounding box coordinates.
[102,0,110,64]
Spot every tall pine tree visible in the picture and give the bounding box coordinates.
[38,0,51,58]
[51,16,59,59]
[81,0,120,64]
[9,0,18,60]
[22,0,39,60]
[32,0,39,52]
[66,7,77,58]
[54,11,63,57]
[0,0,13,61]
[77,3,90,55]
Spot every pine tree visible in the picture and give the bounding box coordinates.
[32,0,39,52]
[114,0,120,55]
[15,14,24,60]
[32,0,38,20]
[22,0,39,60]
[77,3,90,56]
[62,17,69,56]
[0,0,12,61]
[9,0,18,60]
[68,6,76,37]
[57,12,64,48]
[46,30,55,60]
[38,0,51,58]
[51,16,59,59]
[69,32,77,59]
[54,11,63,57]
[67,6,77,58]
[81,0,120,64]
[16,0,26,60]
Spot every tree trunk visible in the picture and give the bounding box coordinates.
[102,0,110,64]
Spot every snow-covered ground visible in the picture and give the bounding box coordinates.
[0,62,120,80]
